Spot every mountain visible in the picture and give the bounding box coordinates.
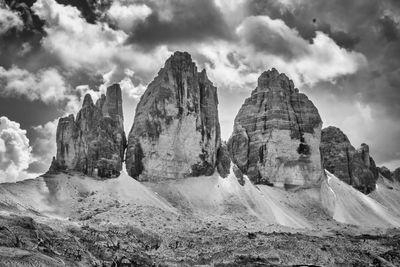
[228,68,323,186]
[125,51,224,181]
[50,84,126,178]
[320,126,379,193]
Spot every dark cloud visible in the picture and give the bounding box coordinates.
[54,0,111,23]
[378,16,399,42]
[237,16,308,60]
[248,0,367,50]
[0,98,62,133]
[126,0,232,47]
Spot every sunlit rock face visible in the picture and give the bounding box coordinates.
[125,51,222,181]
[52,84,126,178]
[228,68,323,186]
[320,126,379,193]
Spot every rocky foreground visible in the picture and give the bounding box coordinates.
[0,170,399,266]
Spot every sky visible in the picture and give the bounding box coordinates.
[0,0,400,182]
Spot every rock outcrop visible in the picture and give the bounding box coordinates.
[393,168,400,183]
[51,84,126,177]
[228,68,323,186]
[320,126,378,193]
[125,51,222,181]
[378,166,392,180]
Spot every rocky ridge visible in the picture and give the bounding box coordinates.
[228,68,323,186]
[320,126,379,193]
[125,51,223,181]
[50,84,126,178]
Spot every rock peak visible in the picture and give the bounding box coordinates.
[228,69,323,186]
[82,94,93,108]
[103,83,123,123]
[126,52,223,181]
[257,68,293,91]
[51,86,126,178]
[165,51,193,68]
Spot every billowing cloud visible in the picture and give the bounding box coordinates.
[107,1,152,33]
[31,0,171,85]
[0,6,23,35]
[0,66,68,103]
[0,116,32,182]
[235,16,367,85]
[194,15,366,93]
[32,0,127,72]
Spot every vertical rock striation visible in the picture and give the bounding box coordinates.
[320,126,379,193]
[125,51,222,181]
[228,68,323,186]
[51,84,126,178]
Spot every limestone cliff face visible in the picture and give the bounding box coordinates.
[228,68,323,186]
[125,51,222,181]
[53,84,126,177]
[320,126,378,193]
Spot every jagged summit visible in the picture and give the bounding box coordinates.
[125,51,225,181]
[228,68,323,186]
[50,84,126,178]
[256,68,296,93]
[82,93,94,107]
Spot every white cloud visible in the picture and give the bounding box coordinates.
[0,116,32,183]
[0,7,23,35]
[191,16,367,93]
[107,1,152,33]
[235,16,368,86]
[32,0,171,86]
[32,0,128,72]
[120,76,146,99]
[0,66,68,104]
[29,119,57,174]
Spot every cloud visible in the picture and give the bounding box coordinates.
[236,16,309,60]
[378,15,399,42]
[236,16,367,85]
[0,65,68,104]
[197,16,366,90]
[32,0,128,72]
[119,76,146,99]
[127,0,232,47]
[107,1,152,33]
[247,0,369,50]
[0,6,23,35]
[28,119,57,174]
[0,116,32,183]
[31,0,171,86]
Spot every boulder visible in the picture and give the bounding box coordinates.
[51,84,126,178]
[228,68,323,186]
[125,51,222,181]
[320,126,378,193]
